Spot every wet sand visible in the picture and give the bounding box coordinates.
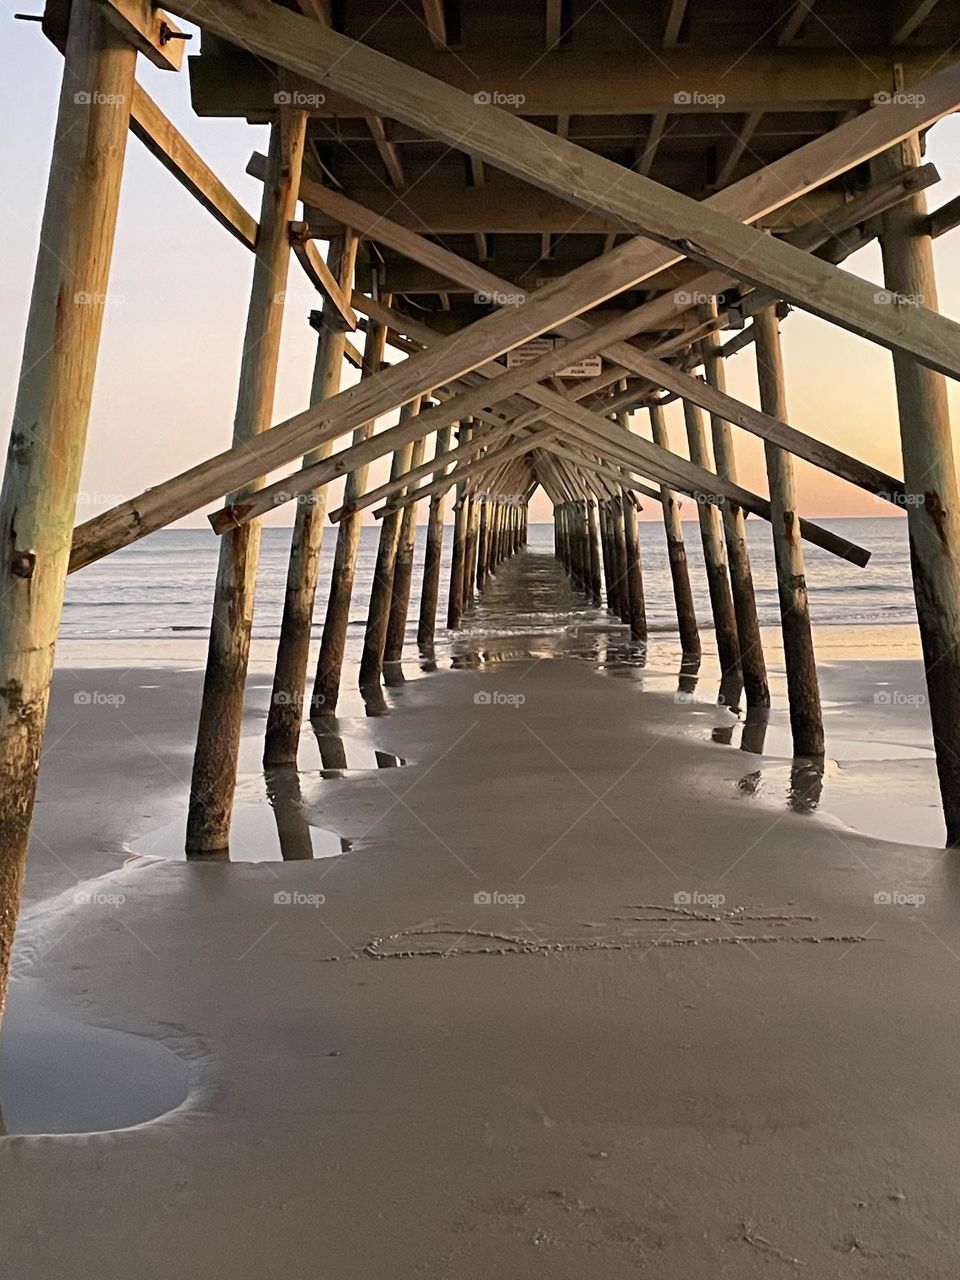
[3,550,959,1277]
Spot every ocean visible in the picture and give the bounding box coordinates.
[60,517,917,646]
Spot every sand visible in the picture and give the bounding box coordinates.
[2,551,959,1277]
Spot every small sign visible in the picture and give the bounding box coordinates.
[505,339,602,379]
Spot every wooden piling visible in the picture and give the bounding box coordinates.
[681,397,742,690]
[416,424,452,650]
[384,426,428,663]
[264,234,358,766]
[312,315,389,715]
[587,500,603,604]
[621,493,648,640]
[753,304,824,757]
[447,422,471,629]
[186,109,307,853]
[876,134,960,843]
[700,314,770,710]
[358,400,420,688]
[476,497,490,591]
[0,0,136,1013]
[610,496,631,623]
[462,492,479,610]
[648,403,701,658]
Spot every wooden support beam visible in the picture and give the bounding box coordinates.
[662,0,689,47]
[545,0,562,48]
[875,133,960,844]
[189,39,959,118]
[72,70,949,567]
[264,232,358,765]
[420,0,448,49]
[700,307,769,710]
[715,110,763,189]
[358,404,420,688]
[290,222,357,328]
[776,1,816,46]
[0,0,136,1019]
[367,115,406,188]
[924,192,960,239]
[312,314,388,716]
[417,425,452,649]
[100,0,186,70]
[682,397,742,690]
[178,2,960,376]
[754,304,823,758]
[891,0,942,44]
[130,84,257,249]
[636,110,667,178]
[185,108,308,856]
[447,422,471,629]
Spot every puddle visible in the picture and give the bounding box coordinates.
[128,774,351,863]
[0,988,189,1136]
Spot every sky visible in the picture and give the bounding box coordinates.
[2,13,960,528]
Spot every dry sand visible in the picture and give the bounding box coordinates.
[1,551,958,1277]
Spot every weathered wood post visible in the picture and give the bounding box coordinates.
[447,421,471,628]
[598,500,616,609]
[587,500,603,604]
[311,315,389,715]
[753,305,824,758]
[186,109,307,853]
[416,424,452,650]
[681,396,742,696]
[0,0,136,1014]
[264,234,358,765]
[875,134,960,843]
[648,403,701,657]
[462,491,479,609]
[476,497,490,591]
[621,493,648,640]
[700,315,770,711]
[611,496,631,623]
[384,426,428,663]
[358,399,420,688]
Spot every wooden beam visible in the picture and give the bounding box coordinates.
[636,110,667,178]
[367,115,405,188]
[290,223,357,328]
[924,192,960,238]
[545,0,562,48]
[662,0,689,48]
[0,1,137,1017]
[420,0,448,49]
[130,84,257,249]
[715,110,763,189]
[776,1,815,46]
[188,43,960,118]
[187,0,960,372]
[100,0,186,71]
[892,0,943,44]
[73,63,946,567]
